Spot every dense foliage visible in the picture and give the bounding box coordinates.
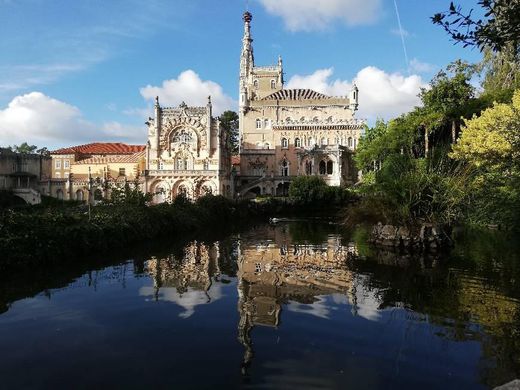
[353,56,520,229]
[0,195,280,269]
[288,176,354,208]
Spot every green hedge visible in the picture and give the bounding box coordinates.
[0,196,279,269]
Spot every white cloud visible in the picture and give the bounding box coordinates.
[140,70,236,115]
[0,92,143,148]
[139,285,223,319]
[258,0,382,31]
[409,58,437,74]
[286,66,426,122]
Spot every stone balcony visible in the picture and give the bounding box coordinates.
[145,169,222,177]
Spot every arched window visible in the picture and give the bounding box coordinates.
[353,138,357,149]
[76,190,84,201]
[271,79,276,89]
[281,160,289,176]
[253,79,258,89]
[256,119,262,129]
[334,137,339,145]
[305,161,312,175]
[281,138,288,149]
[321,137,327,146]
[295,138,301,148]
[348,137,353,148]
[264,143,270,149]
[264,119,269,128]
[308,137,315,147]
[159,161,164,170]
[319,160,326,175]
[327,161,333,175]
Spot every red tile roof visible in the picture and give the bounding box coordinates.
[74,150,145,165]
[51,142,145,155]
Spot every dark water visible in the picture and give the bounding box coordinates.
[1,222,519,389]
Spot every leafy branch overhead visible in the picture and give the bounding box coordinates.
[432,0,520,53]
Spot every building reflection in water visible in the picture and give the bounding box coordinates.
[141,224,368,375]
[140,241,222,318]
[236,225,361,375]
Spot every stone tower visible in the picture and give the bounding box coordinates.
[238,11,284,152]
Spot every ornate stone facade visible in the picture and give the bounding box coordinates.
[144,97,232,202]
[238,12,365,197]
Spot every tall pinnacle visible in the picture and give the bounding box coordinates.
[241,11,254,76]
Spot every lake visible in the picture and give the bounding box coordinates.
[0,221,519,389]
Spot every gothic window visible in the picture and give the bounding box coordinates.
[319,160,326,175]
[305,161,312,175]
[281,138,288,149]
[335,137,339,145]
[271,79,276,89]
[159,161,164,170]
[180,132,191,143]
[264,119,269,128]
[281,160,289,176]
[348,137,353,148]
[203,160,209,170]
[327,161,333,175]
[321,137,327,146]
[308,137,315,147]
[295,138,301,148]
[176,158,183,170]
[76,190,84,201]
[353,138,357,149]
[253,79,259,89]
[256,119,262,129]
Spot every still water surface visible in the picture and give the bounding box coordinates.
[0,221,519,389]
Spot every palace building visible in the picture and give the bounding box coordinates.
[237,11,365,197]
[38,11,364,205]
[143,97,233,203]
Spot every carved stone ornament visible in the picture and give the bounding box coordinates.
[248,157,267,169]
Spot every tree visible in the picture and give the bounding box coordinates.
[451,90,520,226]
[220,110,239,155]
[432,0,520,53]
[11,142,38,154]
[420,60,476,143]
[451,90,520,168]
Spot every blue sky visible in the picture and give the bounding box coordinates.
[0,0,483,149]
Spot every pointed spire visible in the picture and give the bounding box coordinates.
[154,96,160,107]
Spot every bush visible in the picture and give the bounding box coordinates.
[288,176,353,208]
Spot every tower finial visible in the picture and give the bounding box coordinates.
[154,96,160,107]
